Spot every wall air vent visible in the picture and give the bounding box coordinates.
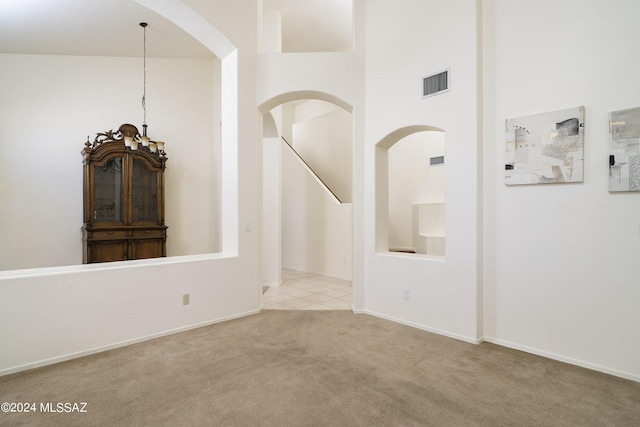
[429,155,445,166]
[422,69,450,98]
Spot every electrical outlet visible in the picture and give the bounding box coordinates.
[403,288,411,300]
[183,294,190,305]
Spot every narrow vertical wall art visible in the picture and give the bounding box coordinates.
[608,106,640,192]
[505,106,585,185]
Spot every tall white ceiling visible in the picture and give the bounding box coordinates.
[0,0,352,58]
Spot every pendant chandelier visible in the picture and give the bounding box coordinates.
[118,22,165,155]
[83,22,167,156]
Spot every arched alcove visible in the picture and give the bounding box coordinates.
[259,0,353,53]
[376,126,446,257]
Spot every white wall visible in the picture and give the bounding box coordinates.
[281,144,353,280]
[0,54,219,271]
[256,53,360,109]
[294,100,343,122]
[483,0,640,381]
[262,136,281,286]
[260,10,282,53]
[364,0,482,343]
[292,106,353,203]
[265,1,353,53]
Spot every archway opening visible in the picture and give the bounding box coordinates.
[260,94,354,309]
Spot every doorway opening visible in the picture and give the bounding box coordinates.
[261,97,354,309]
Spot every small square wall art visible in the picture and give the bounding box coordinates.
[505,106,585,185]
[608,106,640,192]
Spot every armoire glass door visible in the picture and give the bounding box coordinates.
[93,157,123,222]
[131,158,158,222]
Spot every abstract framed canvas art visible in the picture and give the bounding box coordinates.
[608,106,640,192]
[505,106,585,185]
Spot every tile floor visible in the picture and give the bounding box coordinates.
[262,269,352,310]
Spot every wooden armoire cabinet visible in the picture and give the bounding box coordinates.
[82,124,167,264]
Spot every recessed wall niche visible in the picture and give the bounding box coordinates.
[375,127,445,257]
[260,0,353,53]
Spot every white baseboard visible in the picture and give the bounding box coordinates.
[352,313,639,383]
[359,310,482,345]
[0,308,261,377]
[262,282,281,288]
[484,336,640,383]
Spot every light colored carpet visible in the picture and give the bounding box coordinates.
[1,310,639,426]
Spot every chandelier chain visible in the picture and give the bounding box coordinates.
[141,23,147,127]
